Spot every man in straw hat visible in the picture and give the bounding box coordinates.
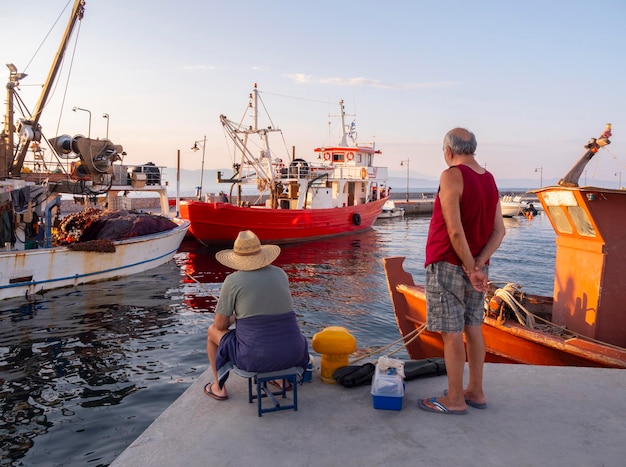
[204,230,309,400]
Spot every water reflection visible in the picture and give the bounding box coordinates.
[174,230,389,345]
[0,263,199,465]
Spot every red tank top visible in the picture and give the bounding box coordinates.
[425,164,499,266]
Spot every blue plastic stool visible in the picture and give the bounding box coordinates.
[233,366,300,417]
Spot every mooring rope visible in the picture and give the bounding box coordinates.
[349,323,428,364]
[493,283,626,352]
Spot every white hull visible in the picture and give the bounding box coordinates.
[377,209,405,219]
[377,200,405,219]
[500,195,522,217]
[0,219,189,300]
[501,204,521,217]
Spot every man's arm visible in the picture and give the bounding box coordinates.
[439,167,476,273]
[213,313,232,331]
[474,202,506,270]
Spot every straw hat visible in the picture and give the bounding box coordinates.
[215,230,281,271]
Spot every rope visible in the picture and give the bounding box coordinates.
[349,323,427,364]
[184,272,220,301]
[494,283,536,328]
[492,283,626,353]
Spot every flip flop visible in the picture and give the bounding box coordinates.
[443,389,487,409]
[418,397,467,415]
[268,379,293,391]
[465,399,487,410]
[204,382,228,401]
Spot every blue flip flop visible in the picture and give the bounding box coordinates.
[443,389,487,409]
[418,397,467,415]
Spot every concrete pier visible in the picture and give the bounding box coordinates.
[112,363,625,467]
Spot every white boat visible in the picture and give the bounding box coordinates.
[377,200,405,219]
[0,0,189,300]
[500,195,522,217]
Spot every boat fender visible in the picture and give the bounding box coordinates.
[360,168,367,179]
[352,213,361,226]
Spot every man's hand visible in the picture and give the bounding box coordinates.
[468,269,488,292]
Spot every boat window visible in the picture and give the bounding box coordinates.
[333,153,345,163]
[568,206,596,237]
[547,206,573,234]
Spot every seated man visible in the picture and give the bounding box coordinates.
[204,230,309,400]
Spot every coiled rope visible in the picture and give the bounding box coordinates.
[492,283,626,352]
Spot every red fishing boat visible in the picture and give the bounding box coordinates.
[384,124,626,368]
[179,85,389,245]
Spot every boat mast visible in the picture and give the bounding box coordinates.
[1,66,27,179]
[558,124,612,187]
[338,100,348,146]
[10,0,86,176]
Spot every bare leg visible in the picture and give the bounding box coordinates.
[421,331,467,411]
[463,324,486,404]
[206,324,229,398]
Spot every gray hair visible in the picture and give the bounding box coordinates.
[444,128,477,155]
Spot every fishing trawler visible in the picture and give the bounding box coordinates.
[0,0,189,300]
[179,85,388,245]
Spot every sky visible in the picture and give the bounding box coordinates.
[2,0,626,188]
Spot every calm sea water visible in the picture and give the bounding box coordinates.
[0,214,556,466]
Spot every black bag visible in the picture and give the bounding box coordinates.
[404,358,446,380]
[333,363,376,388]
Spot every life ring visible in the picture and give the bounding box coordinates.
[352,213,361,226]
[323,152,331,161]
[360,168,367,179]
[347,152,354,161]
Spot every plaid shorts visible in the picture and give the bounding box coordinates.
[425,262,486,333]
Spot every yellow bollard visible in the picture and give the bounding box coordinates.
[311,326,357,384]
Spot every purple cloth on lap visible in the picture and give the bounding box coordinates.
[216,311,308,388]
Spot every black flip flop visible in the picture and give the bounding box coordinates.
[204,382,228,401]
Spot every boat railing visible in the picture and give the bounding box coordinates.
[273,164,387,182]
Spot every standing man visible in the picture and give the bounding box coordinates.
[418,128,505,415]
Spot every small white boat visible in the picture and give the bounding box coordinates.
[377,200,405,219]
[500,195,522,217]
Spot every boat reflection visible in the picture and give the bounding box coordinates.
[174,230,381,313]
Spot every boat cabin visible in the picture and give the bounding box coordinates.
[535,185,626,347]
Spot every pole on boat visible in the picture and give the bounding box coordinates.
[176,149,181,217]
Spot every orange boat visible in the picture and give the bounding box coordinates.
[384,124,626,368]
[180,85,389,245]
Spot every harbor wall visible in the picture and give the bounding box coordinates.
[60,190,529,217]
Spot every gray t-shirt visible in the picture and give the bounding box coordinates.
[215,265,294,319]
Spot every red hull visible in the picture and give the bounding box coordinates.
[383,256,626,368]
[180,197,387,245]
